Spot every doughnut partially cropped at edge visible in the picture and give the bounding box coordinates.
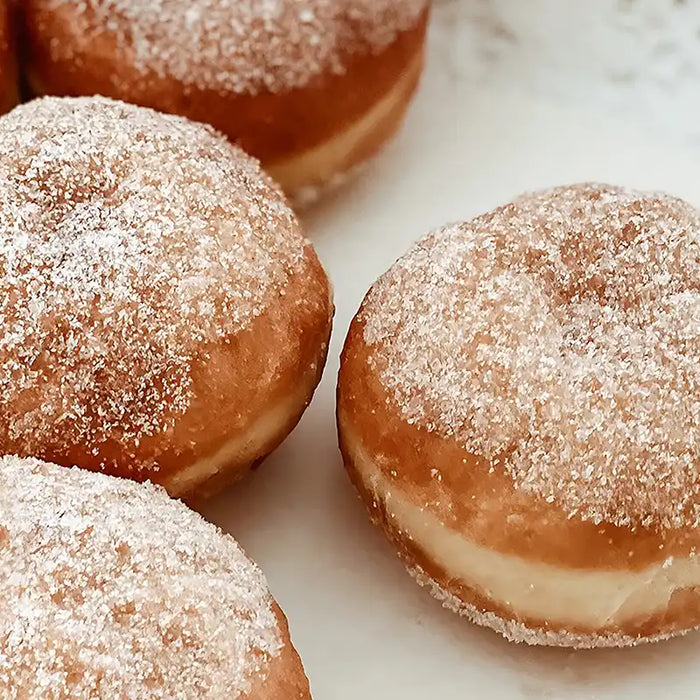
[337,183,700,647]
[0,0,18,113]
[22,0,431,203]
[0,454,310,698]
[0,96,333,500]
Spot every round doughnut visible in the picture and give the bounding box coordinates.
[337,183,700,647]
[0,454,310,698]
[0,0,18,113]
[0,96,333,500]
[21,0,431,202]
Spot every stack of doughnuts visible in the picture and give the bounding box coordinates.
[0,455,310,698]
[338,184,700,647]
[21,0,431,200]
[0,95,333,500]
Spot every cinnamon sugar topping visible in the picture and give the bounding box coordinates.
[39,0,429,94]
[362,184,700,530]
[0,455,282,697]
[0,96,305,466]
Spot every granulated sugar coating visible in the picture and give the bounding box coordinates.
[0,96,305,465]
[0,455,282,697]
[362,183,700,530]
[40,0,429,94]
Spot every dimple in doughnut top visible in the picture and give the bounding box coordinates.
[0,96,305,468]
[42,0,429,94]
[362,183,700,531]
[0,455,282,697]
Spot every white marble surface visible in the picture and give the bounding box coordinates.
[436,0,700,151]
[202,3,700,698]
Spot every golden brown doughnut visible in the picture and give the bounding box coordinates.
[0,96,333,500]
[337,183,700,647]
[0,0,18,113]
[0,454,310,698]
[21,0,431,203]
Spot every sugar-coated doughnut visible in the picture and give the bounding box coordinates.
[0,96,333,500]
[0,454,310,698]
[0,0,18,113]
[22,0,431,202]
[338,183,700,647]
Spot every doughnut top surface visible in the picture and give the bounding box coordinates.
[362,184,700,530]
[0,455,281,697]
[0,96,305,459]
[40,0,430,94]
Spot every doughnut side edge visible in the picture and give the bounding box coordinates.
[336,308,700,648]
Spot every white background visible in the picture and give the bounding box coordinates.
[202,2,700,697]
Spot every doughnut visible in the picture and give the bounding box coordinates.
[0,0,18,113]
[21,0,431,202]
[337,183,700,647]
[0,454,310,698]
[0,96,333,500]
